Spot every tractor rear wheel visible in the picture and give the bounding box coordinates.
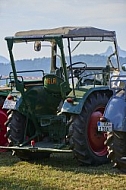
[7,110,26,145]
[69,92,110,165]
[6,110,51,160]
[106,131,126,173]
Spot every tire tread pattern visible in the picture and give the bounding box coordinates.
[106,131,126,173]
[69,92,110,165]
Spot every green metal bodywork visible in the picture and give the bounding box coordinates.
[62,86,109,114]
[0,88,10,97]
[0,78,11,100]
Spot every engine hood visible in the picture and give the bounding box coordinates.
[104,91,126,131]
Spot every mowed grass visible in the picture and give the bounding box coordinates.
[0,152,126,190]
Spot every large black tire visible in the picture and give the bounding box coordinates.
[69,92,110,166]
[106,131,126,173]
[6,110,50,160]
[6,110,26,145]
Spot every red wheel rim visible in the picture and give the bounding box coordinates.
[0,108,8,152]
[88,110,107,156]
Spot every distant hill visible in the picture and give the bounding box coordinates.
[0,46,126,76]
[0,55,126,77]
[0,46,126,64]
[100,46,126,57]
[0,55,9,64]
[0,62,12,76]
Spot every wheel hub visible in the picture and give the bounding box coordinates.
[88,111,107,156]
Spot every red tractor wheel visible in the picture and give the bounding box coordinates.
[88,111,107,156]
[69,92,110,166]
[0,107,8,152]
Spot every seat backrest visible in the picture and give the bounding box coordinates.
[43,74,64,93]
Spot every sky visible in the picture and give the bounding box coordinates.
[0,0,126,60]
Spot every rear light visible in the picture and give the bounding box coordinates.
[7,95,13,100]
[31,140,35,147]
[66,98,74,103]
[100,117,107,122]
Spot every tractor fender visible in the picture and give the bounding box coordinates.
[2,88,21,111]
[2,96,21,111]
[61,86,110,114]
[104,91,126,132]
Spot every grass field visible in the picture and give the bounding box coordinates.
[0,151,126,190]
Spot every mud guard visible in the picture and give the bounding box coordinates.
[61,86,109,114]
[104,93,126,132]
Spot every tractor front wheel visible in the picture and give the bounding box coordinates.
[106,131,126,173]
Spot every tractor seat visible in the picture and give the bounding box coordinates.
[43,74,64,93]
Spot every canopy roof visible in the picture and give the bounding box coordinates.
[15,26,116,41]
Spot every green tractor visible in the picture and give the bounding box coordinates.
[0,26,121,165]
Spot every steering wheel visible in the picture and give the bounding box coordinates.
[67,62,87,78]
